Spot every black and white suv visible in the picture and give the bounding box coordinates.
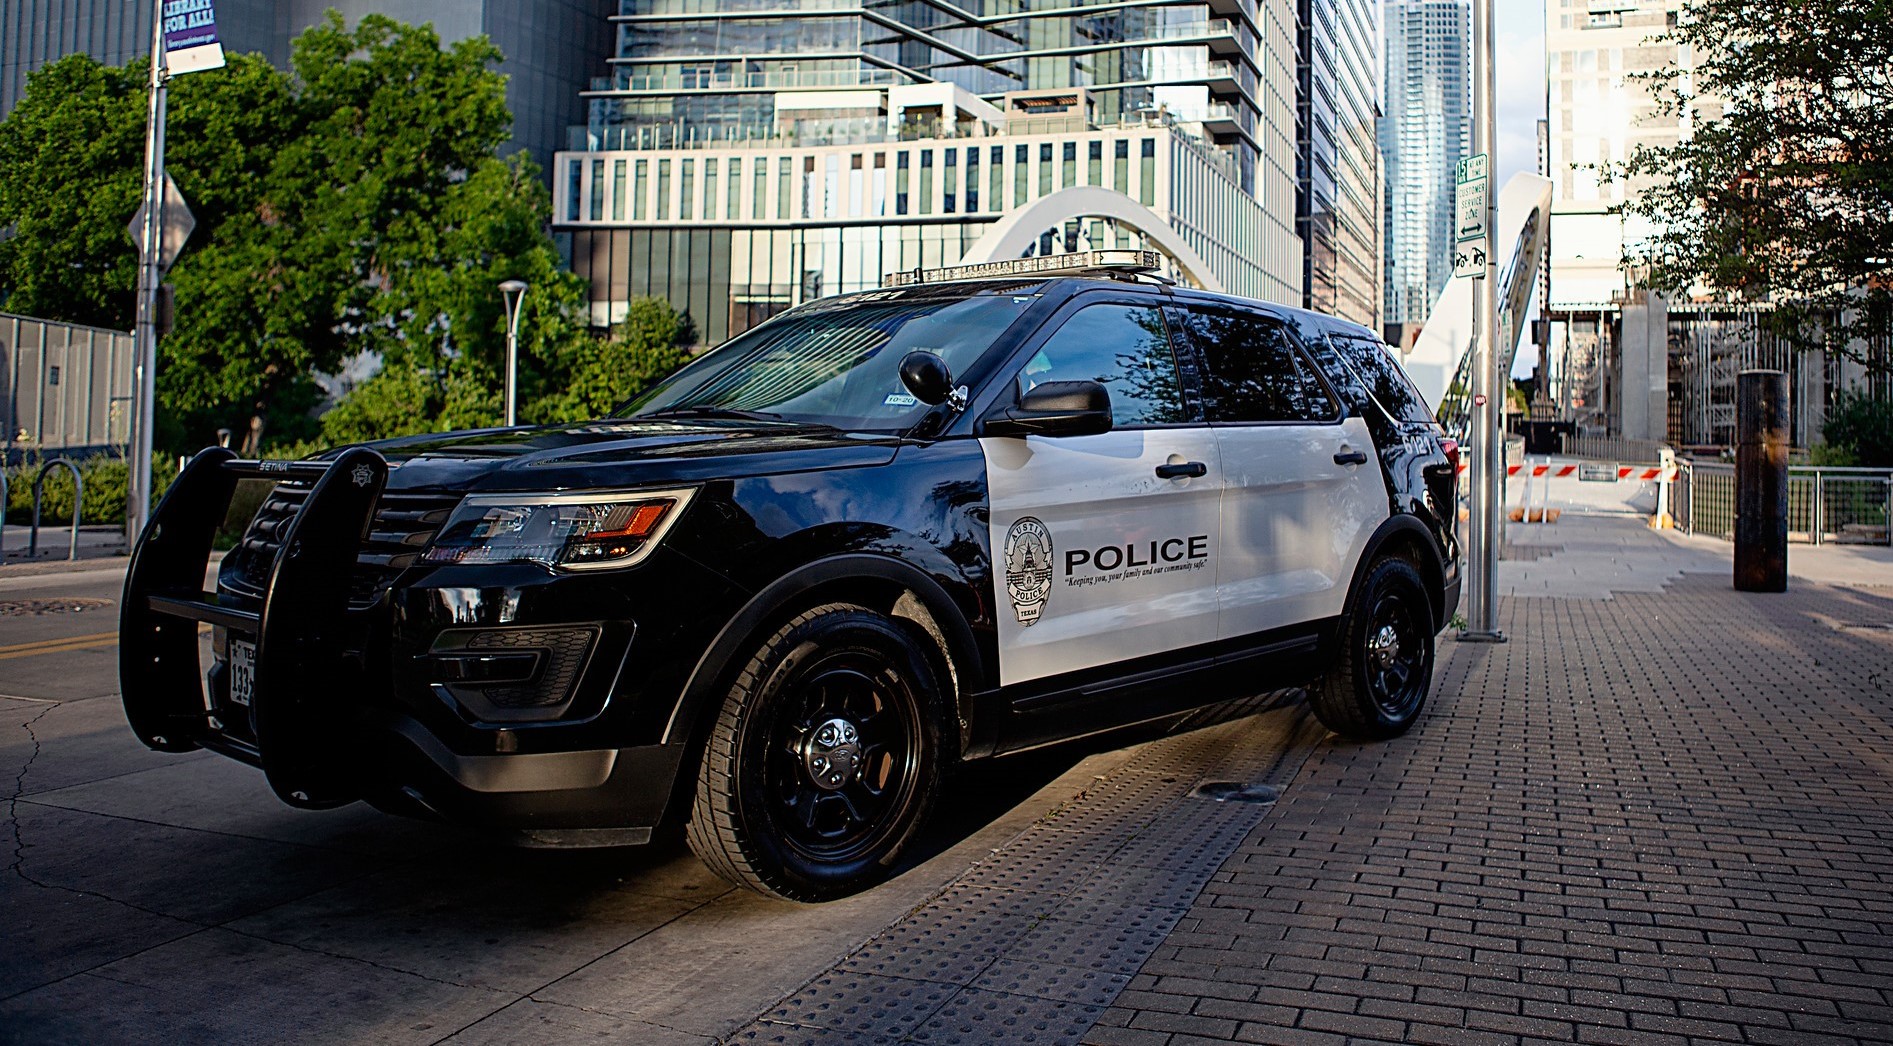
[122,251,1460,901]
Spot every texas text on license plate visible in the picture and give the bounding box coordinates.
[229,638,256,707]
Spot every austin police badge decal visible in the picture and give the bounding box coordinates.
[1003,516,1054,625]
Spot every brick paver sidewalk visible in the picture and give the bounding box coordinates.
[1089,574,1893,1045]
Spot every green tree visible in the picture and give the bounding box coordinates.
[552,297,695,421]
[1617,0,1893,364]
[0,14,590,453]
[1821,390,1893,468]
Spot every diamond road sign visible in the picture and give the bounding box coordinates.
[1453,153,1489,279]
[127,171,196,273]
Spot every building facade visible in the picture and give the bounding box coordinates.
[1295,0,1383,329]
[1378,0,1468,339]
[558,0,1334,342]
[0,0,608,171]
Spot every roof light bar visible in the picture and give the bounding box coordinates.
[882,249,1164,288]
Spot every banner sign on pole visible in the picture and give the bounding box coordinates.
[1452,153,1489,279]
[162,0,226,75]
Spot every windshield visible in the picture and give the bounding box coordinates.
[619,290,1038,432]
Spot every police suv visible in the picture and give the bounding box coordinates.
[122,250,1459,901]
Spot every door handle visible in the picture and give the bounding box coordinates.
[1155,461,1208,479]
[1333,446,1370,466]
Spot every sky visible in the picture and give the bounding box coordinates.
[1491,0,1550,376]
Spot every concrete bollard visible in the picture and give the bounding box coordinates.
[1734,369,1788,592]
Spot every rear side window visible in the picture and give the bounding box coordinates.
[1017,303,1188,427]
[1329,333,1437,426]
[1176,307,1336,423]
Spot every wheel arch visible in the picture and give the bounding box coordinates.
[1344,515,1450,632]
[661,553,985,758]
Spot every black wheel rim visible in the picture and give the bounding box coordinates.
[763,646,923,864]
[1363,591,1428,720]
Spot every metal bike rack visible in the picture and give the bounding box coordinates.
[29,458,84,561]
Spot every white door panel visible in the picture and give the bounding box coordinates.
[983,430,1222,687]
[1215,415,1386,639]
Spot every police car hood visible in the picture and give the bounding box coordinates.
[367,418,902,492]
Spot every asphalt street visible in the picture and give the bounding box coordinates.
[0,561,1301,1045]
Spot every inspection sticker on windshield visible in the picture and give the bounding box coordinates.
[883,393,918,407]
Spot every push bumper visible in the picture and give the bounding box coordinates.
[120,446,685,837]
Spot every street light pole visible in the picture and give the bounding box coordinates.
[498,280,529,427]
[128,0,168,549]
[1463,0,1506,641]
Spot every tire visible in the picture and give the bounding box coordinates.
[685,603,944,902]
[1309,557,1436,740]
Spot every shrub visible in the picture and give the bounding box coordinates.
[1822,389,1893,469]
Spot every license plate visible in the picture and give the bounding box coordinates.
[229,639,256,707]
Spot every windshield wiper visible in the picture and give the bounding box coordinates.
[643,405,788,423]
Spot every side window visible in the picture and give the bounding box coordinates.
[1179,307,1337,423]
[1331,334,1437,426]
[1018,303,1188,427]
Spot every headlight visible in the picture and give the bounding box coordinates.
[421,489,695,572]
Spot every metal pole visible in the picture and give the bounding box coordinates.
[128,0,167,548]
[1461,0,1504,642]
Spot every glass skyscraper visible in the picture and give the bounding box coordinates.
[1296,0,1384,329]
[559,0,1372,342]
[1378,0,1469,335]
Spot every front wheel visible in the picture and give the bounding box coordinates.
[1309,557,1436,740]
[686,603,944,902]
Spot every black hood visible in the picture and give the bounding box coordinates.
[365,418,903,493]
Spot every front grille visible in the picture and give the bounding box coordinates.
[458,627,597,710]
[222,484,459,608]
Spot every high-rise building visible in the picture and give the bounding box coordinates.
[1378,0,1468,339]
[0,0,609,172]
[1296,0,1384,328]
[556,0,1332,342]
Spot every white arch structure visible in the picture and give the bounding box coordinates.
[1400,173,1556,411]
[959,186,1228,294]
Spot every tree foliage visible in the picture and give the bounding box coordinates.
[0,14,593,454]
[1618,0,1893,363]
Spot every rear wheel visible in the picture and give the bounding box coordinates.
[686,603,943,901]
[1309,557,1435,739]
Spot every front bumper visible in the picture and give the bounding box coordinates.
[121,446,706,839]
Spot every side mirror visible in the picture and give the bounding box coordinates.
[980,380,1113,438]
[898,351,954,405]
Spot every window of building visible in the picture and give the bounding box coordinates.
[1015,144,1029,206]
[567,159,582,222]
[704,158,719,220]
[727,157,742,219]
[657,159,672,220]
[612,159,627,222]
[1039,143,1054,197]
[1018,304,1188,427]
[1180,308,1336,423]
[1115,139,1130,194]
[635,159,649,220]
[1088,141,1102,186]
[1062,141,1077,189]
[919,150,934,215]
[943,148,957,213]
[990,146,1004,212]
[896,151,910,214]
[966,147,980,211]
[1140,139,1156,206]
[680,159,695,221]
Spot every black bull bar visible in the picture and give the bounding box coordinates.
[121,445,389,809]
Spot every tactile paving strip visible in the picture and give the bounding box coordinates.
[728,698,1326,1045]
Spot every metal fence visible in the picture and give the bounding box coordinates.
[1567,433,1673,464]
[1678,462,1893,546]
[1,312,136,463]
